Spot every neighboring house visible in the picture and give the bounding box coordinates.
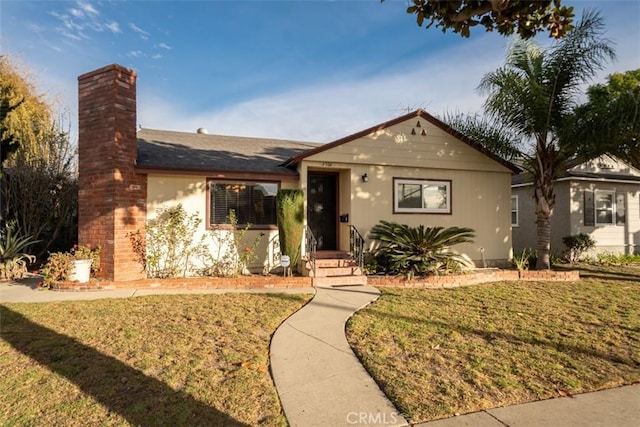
[77,64,519,281]
[512,155,640,256]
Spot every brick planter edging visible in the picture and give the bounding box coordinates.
[52,276,312,291]
[368,269,580,289]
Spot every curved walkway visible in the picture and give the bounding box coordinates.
[270,284,408,427]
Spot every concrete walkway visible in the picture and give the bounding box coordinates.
[270,284,408,427]
[0,277,313,303]
[415,384,640,427]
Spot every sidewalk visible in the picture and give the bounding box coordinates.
[0,276,314,304]
[270,284,408,427]
[414,384,640,427]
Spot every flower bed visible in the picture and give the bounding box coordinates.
[368,269,579,289]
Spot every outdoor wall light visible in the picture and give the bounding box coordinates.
[361,173,369,183]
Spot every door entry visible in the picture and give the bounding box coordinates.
[307,173,337,250]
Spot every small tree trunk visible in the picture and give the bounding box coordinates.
[535,209,552,270]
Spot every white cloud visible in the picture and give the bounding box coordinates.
[105,22,121,34]
[129,22,149,40]
[157,42,171,50]
[151,53,163,60]
[138,36,506,142]
[127,50,143,58]
[77,1,98,16]
[50,3,121,41]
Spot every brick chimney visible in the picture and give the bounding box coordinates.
[78,64,147,281]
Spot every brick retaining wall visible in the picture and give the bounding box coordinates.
[368,269,579,289]
[51,269,579,291]
[52,276,312,291]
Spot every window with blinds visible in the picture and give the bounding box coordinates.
[209,181,278,226]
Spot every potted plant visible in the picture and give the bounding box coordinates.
[41,244,101,287]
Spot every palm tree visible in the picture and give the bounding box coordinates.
[477,11,615,269]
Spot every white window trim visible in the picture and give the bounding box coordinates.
[511,195,519,227]
[594,190,615,226]
[393,178,451,214]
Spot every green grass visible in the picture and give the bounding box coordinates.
[0,293,311,426]
[346,264,640,423]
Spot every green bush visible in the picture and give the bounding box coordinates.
[369,220,475,277]
[276,189,304,272]
[0,223,37,280]
[145,204,206,278]
[512,248,533,271]
[592,252,640,266]
[562,233,596,262]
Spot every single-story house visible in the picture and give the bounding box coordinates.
[78,64,519,282]
[512,154,640,256]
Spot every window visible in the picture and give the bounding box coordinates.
[393,178,451,214]
[209,181,278,227]
[594,191,615,225]
[511,195,518,226]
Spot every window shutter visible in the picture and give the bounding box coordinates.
[584,190,594,226]
[616,192,626,225]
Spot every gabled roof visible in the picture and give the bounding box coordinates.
[136,128,318,176]
[282,109,521,174]
[512,155,640,186]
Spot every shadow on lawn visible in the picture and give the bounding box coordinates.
[0,305,248,427]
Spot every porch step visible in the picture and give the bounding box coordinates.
[313,258,358,268]
[305,251,367,286]
[309,266,363,277]
[312,275,368,287]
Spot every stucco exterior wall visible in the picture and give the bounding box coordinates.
[301,117,514,265]
[147,174,298,273]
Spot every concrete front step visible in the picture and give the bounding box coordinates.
[310,258,358,268]
[309,266,363,277]
[312,275,368,287]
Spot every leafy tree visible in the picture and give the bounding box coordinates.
[569,69,640,168]
[403,0,575,39]
[0,56,53,165]
[0,56,77,256]
[448,11,615,269]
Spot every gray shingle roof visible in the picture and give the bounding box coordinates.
[512,170,640,185]
[136,129,319,175]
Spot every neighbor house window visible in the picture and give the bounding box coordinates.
[594,191,615,225]
[393,178,451,214]
[209,180,278,227]
[511,195,518,226]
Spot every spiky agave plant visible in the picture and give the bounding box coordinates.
[370,220,475,276]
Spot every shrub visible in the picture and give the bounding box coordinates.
[562,233,596,262]
[593,252,640,266]
[369,220,475,277]
[512,248,533,271]
[276,189,304,272]
[0,223,38,280]
[201,210,263,277]
[39,244,101,287]
[145,204,207,278]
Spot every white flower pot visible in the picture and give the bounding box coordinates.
[70,259,92,283]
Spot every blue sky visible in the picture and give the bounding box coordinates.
[2,1,639,143]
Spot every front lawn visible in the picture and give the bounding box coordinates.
[346,264,640,423]
[0,293,311,426]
